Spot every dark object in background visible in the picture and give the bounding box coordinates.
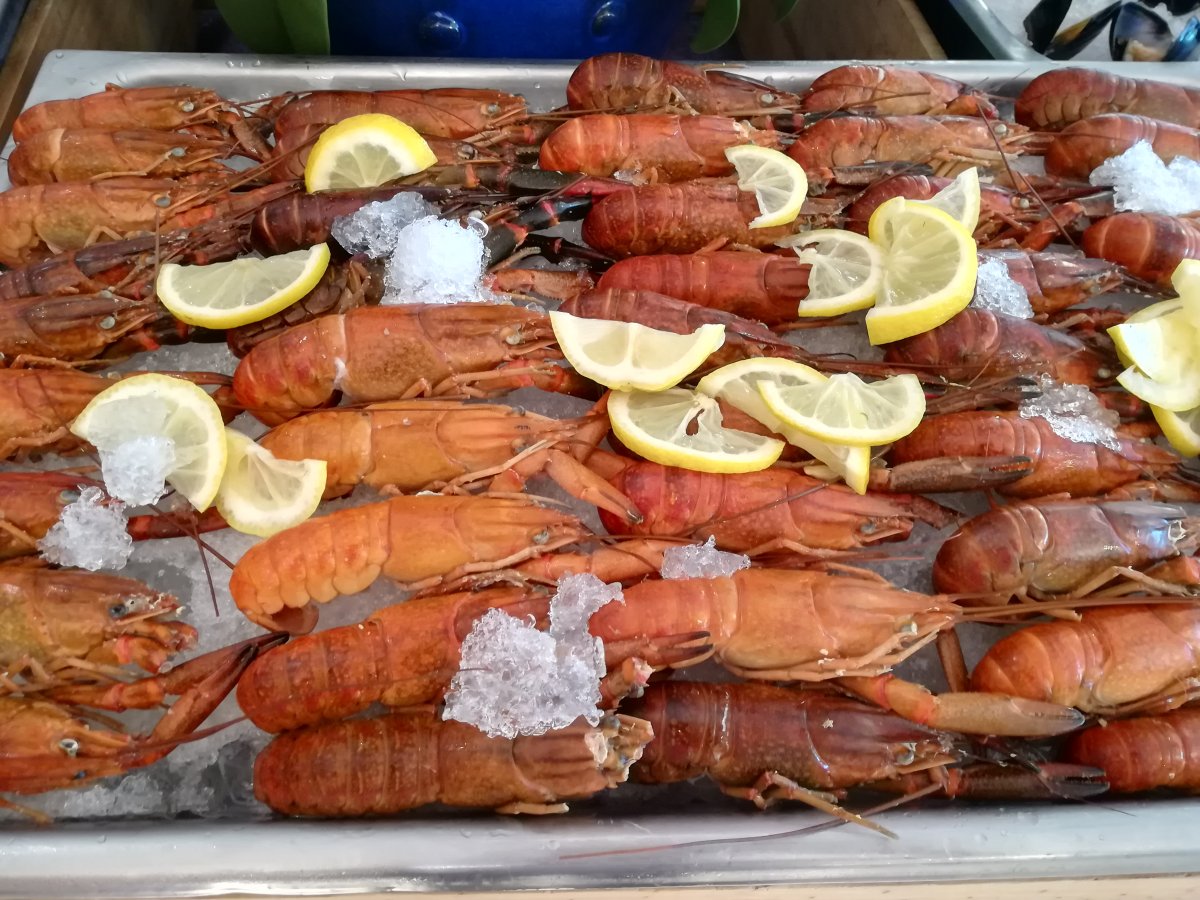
[1024,0,1073,52]
[1144,0,1200,14]
[1033,0,1200,60]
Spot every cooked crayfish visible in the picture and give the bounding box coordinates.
[1083,211,1200,290]
[231,305,593,425]
[890,410,1194,499]
[1045,114,1200,180]
[7,128,257,186]
[1016,67,1200,130]
[254,709,651,817]
[933,499,1200,601]
[566,53,803,115]
[973,603,1200,717]
[1066,707,1200,792]
[0,635,277,806]
[538,113,780,182]
[801,65,997,118]
[229,494,591,632]
[257,400,637,518]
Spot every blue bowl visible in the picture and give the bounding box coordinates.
[328,0,693,58]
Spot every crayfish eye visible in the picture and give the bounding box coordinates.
[760,92,776,105]
[59,738,80,757]
[485,102,502,116]
[58,489,79,505]
[109,602,127,618]
[180,100,196,113]
[153,194,171,208]
[99,316,116,330]
[169,147,186,158]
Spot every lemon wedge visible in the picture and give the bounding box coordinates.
[1108,303,1195,383]
[549,310,725,392]
[304,113,438,192]
[157,245,331,329]
[608,387,784,474]
[725,145,809,229]
[215,429,327,538]
[1171,258,1200,327]
[758,372,926,447]
[69,373,227,511]
[777,229,885,317]
[919,167,982,234]
[865,198,978,345]
[1116,366,1200,412]
[1153,403,1200,457]
[696,358,873,494]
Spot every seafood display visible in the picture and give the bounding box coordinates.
[6,54,1200,879]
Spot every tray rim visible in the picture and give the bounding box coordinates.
[2,50,1199,897]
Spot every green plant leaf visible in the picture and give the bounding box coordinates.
[773,0,799,20]
[692,0,740,53]
[280,0,330,54]
[215,0,330,54]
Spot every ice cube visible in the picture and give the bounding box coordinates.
[38,486,132,571]
[383,215,493,305]
[971,257,1034,319]
[100,434,176,506]
[1019,375,1121,451]
[330,192,436,258]
[660,535,751,579]
[443,573,622,739]
[1090,140,1200,216]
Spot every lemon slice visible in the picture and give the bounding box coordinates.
[1171,258,1200,327]
[1153,403,1200,457]
[69,373,227,511]
[1108,304,1196,383]
[777,229,885,317]
[725,145,809,229]
[696,358,873,494]
[865,198,978,345]
[157,245,331,329]
[549,310,725,392]
[304,113,438,192]
[215,429,327,538]
[919,167,981,234]
[758,372,926,447]
[608,387,784,474]
[1116,366,1200,412]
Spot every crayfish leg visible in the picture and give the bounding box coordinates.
[721,773,896,838]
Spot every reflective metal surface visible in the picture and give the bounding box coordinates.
[1,52,1198,897]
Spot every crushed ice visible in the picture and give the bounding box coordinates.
[384,215,494,305]
[99,435,176,506]
[1090,141,1200,216]
[1019,375,1121,451]
[971,257,1033,319]
[661,535,750,579]
[443,573,622,739]
[330,192,436,258]
[38,485,132,570]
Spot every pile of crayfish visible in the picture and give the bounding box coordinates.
[5,54,1200,834]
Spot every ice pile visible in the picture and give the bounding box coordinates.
[1090,141,1200,216]
[1019,375,1121,450]
[38,486,132,570]
[384,215,492,305]
[971,257,1034,319]
[661,535,750,579]
[100,435,176,506]
[443,573,622,739]
[330,192,436,258]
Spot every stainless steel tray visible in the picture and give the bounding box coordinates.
[2,52,1200,898]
